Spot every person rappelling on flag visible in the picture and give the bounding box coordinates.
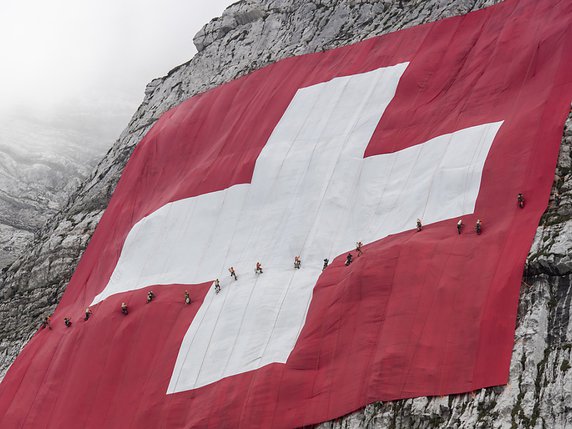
[345,253,353,266]
[457,219,463,235]
[64,317,72,328]
[323,258,329,271]
[416,218,423,232]
[121,302,128,315]
[40,315,52,330]
[184,290,191,305]
[229,266,238,280]
[355,241,363,256]
[294,256,301,269]
[475,219,482,235]
[146,290,155,303]
[214,279,221,294]
[84,307,92,321]
[255,262,263,274]
[517,193,525,208]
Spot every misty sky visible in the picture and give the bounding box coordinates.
[0,0,235,153]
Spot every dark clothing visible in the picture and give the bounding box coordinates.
[41,317,52,330]
[345,253,353,266]
[323,259,329,270]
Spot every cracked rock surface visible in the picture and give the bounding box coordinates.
[0,113,115,270]
[1,1,571,427]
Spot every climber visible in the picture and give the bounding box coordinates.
[356,241,363,256]
[64,317,72,328]
[294,256,301,269]
[517,193,526,208]
[184,290,191,305]
[345,253,353,266]
[121,302,128,315]
[554,191,561,206]
[416,218,423,232]
[457,219,463,235]
[146,290,155,303]
[255,262,263,274]
[84,307,92,321]
[40,315,52,330]
[323,258,329,271]
[229,266,238,280]
[214,279,221,294]
[475,219,482,235]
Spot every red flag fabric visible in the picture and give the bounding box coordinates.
[1,0,571,427]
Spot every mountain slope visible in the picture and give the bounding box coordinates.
[0,108,129,268]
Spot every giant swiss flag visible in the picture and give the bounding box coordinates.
[1,0,571,427]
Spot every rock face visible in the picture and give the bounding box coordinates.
[0,111,125,269]
[1,0,571,427]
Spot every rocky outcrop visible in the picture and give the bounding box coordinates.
[0,112,124,269]
[1,0,570,427]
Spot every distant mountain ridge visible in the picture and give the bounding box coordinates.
[0,108,129,268]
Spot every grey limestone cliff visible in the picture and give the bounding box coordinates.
[0,109,128,269]
[1,0,571,428]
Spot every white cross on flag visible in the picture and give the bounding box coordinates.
[1,0,571,427]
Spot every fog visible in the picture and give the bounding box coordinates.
[0,0,235,153]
